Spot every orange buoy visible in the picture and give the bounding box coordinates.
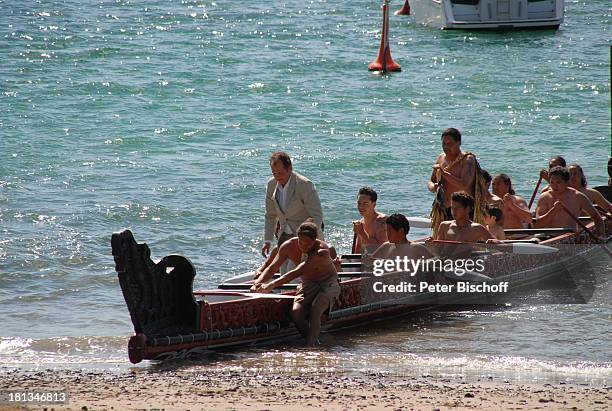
[394,0,411,16]
[369,0,401,72]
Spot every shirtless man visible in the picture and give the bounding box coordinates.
[353,187,388,253]
[482,169,502,206]
[535,167,605,236]
[252,222,340,346]
[539,155,567,183]
[491,173,532,229]
[436,191,494,243]
[369,213,433,261]
[428,128,477,220]
[568,164,612,214]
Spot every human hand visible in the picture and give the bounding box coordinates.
[333,256,342,272]
[261,242,271,258]
[540,169,549,182]
[253,268,262,280]
[257,283,272,293]
[352,221,366,237]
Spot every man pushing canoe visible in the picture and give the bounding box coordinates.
[251,221,341,346]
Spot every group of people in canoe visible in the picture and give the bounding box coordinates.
[250,131,610,346]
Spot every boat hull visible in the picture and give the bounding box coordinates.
[410,0,564,30]
[112,219,610,363]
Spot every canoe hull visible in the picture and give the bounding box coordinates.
[112,220,610,363]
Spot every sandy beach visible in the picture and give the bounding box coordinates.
[1,368,609,411]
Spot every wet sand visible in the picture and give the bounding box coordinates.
[0,369,610,410]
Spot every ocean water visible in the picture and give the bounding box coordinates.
[0,0,610,384]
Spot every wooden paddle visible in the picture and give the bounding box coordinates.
[407,216,432,228]
[528,175,543,210]
[558,202,612,257]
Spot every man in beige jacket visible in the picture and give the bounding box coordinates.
[262,152,324,257]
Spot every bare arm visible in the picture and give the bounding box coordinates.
[253,245,289,286]
[505,194,533,224]
[441,154,475,190]
[477,225,496,242]
[260,261,308,291]
[436,222,450,241]
[428,155,443,192]
[534,195,560,228]
[254,246,279,279]
[578,193,606,237]
[588,189,612,214]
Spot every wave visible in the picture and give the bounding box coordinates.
[0,336,131,369]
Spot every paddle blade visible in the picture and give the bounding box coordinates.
[510,243,558,255]
[408,217,432,228]
[444,270,494,283]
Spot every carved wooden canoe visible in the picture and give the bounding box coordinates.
[112,218,610,364]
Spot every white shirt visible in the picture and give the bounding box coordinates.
[275,180,294,235]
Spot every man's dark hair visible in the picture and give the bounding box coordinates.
[386,213,410,236]
[549,155,566,169]
[569,164,587,188]
[269,151,292,169]
[549,166,570,182]
[481,169,492,184]
[451,191,474,210]
[485,204,504,223]
[358,186,377,202]
[441,127,461,143]
[297,221,318,240]
[494,173,516,195]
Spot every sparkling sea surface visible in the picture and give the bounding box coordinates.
[0,0,610,384]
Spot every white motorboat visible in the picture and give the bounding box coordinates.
[410,0,564,30]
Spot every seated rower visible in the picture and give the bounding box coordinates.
[436,191,495,243]
[352,187,388,253]
[568,164,612,214]
[252,221,341,346]
[369,213,433,261]
[481,169,502,206]
[484,204,506,240]
[540,155,567,184]
[492,173,532,229]
[535,166,605,237]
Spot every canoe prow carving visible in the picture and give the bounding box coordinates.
[111,229,199,337]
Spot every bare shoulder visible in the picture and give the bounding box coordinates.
[573,188,591,203]
[539,190,554,201]
[279,237,298,253]
[439,221,452,229]
[316,248,330,258]
[514,194,528,206]
[376,213,388,224]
